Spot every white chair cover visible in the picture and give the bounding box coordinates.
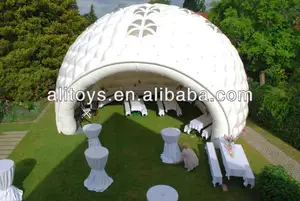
[160,128,181,164]
[84,147,113,192]
[146,185,178,201]
[0,159,23,201]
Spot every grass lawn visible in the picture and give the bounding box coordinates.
[0,123,33,133]
[247,118,300,164]
[6,102,270,201]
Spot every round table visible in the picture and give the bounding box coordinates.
[160,128,181,164]
[0,159,23,201]
[146,185,178,201]
[84,146,113,192]
[83,124,102,147]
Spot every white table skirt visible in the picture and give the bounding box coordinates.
[184,114,212,134]
[218,139,255,187]
[160,128,181,164]
[0,159,23,201]
[83,124,102,139]
[163,100,182,116]
[160,143,181,164]
[130,96,143,112]
[88,138,101,148]
[83,124,102,148]
[147,185,178,201]
[84,147,113,192]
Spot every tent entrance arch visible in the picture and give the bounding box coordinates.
[56,62,229,146]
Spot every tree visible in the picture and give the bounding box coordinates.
[209,0,300,86]
[183,0,206,12]
[0,0,89,101]
[84,4,98,25]
[148,0,171,5]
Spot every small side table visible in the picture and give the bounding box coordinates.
[0,159,23,201]
[84,146,113,192]
[160,128,181,164]
[83,124,102,147]
[146,185,178,201]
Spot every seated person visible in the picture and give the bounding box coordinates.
[177,143,199,172]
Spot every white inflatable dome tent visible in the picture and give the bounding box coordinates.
[55,3,249,146]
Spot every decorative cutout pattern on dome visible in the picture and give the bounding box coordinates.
[205,19,222,33]
[127,5,159,37]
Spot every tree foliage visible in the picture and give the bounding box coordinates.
[209,0,300,85]
[148,0,171,5]
[84,4,97,25]
[0,0,88,101]
[183,0,206,12]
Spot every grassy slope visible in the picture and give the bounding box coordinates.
[7,103,269,201]
[247,118,300,164]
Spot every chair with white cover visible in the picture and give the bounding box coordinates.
[0,159,23,201]
[160,128,181,164]
[84,146,113,192]
[83,124,102,147]
[81,103,92,119]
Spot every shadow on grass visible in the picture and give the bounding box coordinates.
[23,112,258,201]
[14,158,37,191]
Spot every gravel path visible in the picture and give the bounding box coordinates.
[243,126,300,181]
[0,131,28,159]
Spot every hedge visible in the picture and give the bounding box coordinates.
[249,81,300,150]
[256,165,300,201]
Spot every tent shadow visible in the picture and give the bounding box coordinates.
[23,113,167,201]
[14,158,37,192]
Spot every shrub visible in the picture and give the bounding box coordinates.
[256,165,300,201]
[249,82,300,149]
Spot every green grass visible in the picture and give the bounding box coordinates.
[246,118,300,164]
[6,102,270,201]
[0,122,33,133]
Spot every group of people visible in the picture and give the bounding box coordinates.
[176,144,199,172]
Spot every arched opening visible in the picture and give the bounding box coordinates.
[56,62,229,146]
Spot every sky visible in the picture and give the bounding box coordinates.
[76,0,215,18]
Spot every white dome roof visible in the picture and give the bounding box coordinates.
[55,3,248,142]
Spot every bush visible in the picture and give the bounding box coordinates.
[256,165,300,201]
[249,83,290,129]
[249,82,300,149]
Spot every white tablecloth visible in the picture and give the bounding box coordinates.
[160,128,181,164]
[83,124,102,147]
[0,159,23,201]
[218,139,255,187]
[147,185,178,201]
[84,147,113,192]
[163,100,182,116]
[201,125,212,140]
[130,97,143,112]
[156,100,165,116]
[184,114,212,134]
